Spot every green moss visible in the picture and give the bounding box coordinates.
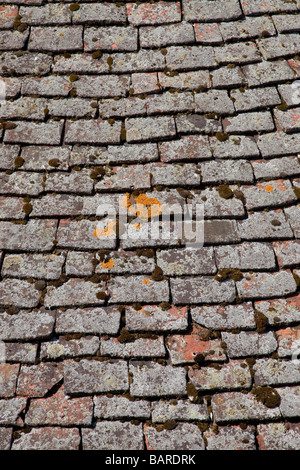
[252,386,281,408]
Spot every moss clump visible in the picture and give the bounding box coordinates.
[22,203,32,216]
[277,99,289,111]
[186,382,201,403]
[293,272,300,286]
[48,158,60,168]
[69,2,80,11]
[271,219,281,226]
[69,74,79,82]
[162,420,177,430]
[151,266,164,281]
[215,131,229,142]
[13,15,27,32]
[69,88,77,98]
[34,280,46,291]
[132,303,142,311]
[90,166,105,179]
[252,386,281,408]
[14,156,25,169]
[96,291,106,300]
[176,187,193,198]
[0,121,17,130]
[117,328,135,344]
[89,274,102,284]
[107,56,113,71]
[217,184,233,199]
[293,187,300,199]
[92,51,102,59]
[136,249,154,258]
[121,123,126,142]
[214,269,243,282]
[159,302,171,311]
[194,353,206,365]
[254,309,268,333]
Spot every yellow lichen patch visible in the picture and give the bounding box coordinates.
[93,221,116,238]
[142,278,151,284]
[100,259,115,269]
[121,192,162,220]
[265,185,274,192]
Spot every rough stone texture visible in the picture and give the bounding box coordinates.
[82,421,144,450]
[94,396,151,420]
[0,0,299,451]
[204,425,256,450]
[212,392,281,423]
[144,423,205,450]
[189,360,252,391]
[126,305,188,332]
[44,279,107,308]
[17,363,63,398]
[257,423,300,450]
[25,387,93,426]
[191,303,256,330]
[12,427,80,450]
[129,361,186,397]
[151,399,209,423]
[63,359,129,395]
[221,331,278,358]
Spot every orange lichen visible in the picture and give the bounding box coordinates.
[100,259,115,269]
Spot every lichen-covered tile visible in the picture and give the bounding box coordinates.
[25,387,93,426]
[63,359,129,395]
[144,423,205,450]
[125,305,188,332]
[82,421,144,450]
[1,253,64,279]
[129,361,186,397]
[236,270,297,299]
[40,336,100,360]
[257,423,300,450]
[188,360,252,391]
[17,363,63,398]
[55,307,121,335]
[44,278,107,308]
[12,427,80,451]
[191,303,256,330]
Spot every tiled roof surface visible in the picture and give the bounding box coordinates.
[0,0,300,451]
